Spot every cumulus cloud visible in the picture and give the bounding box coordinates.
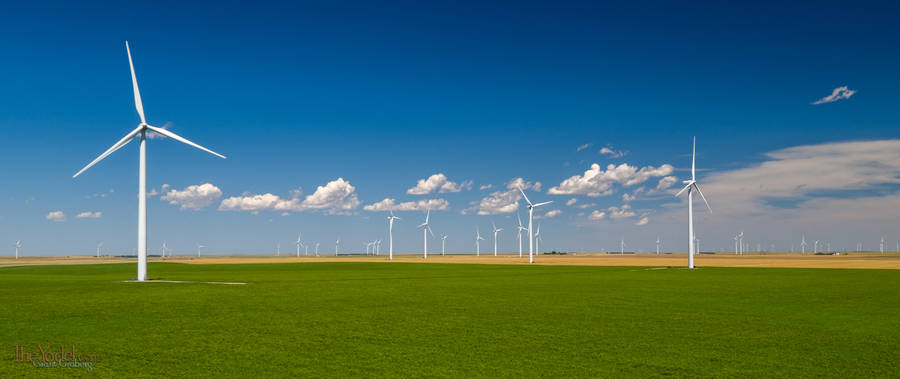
[634,216,649,226]
[588,210,606,220]
[622,193,636,202]
[654,176,678,193]
[46,211,66,222]
[607,204,637,219]
[407,173,472,195]
[219,178,360,215]
[599,145,626,158]
[811,86,856,105]
[576,143,592,152]
[566,198,577,206]
[548,163,674,197]
[471,178,540,215]
[161,183,223,210]
[535,209,562,219]
[364,198,449,212]
[76,211,102,219]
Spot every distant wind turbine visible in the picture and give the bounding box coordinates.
[535,224,543,255]
[14,240,22,259]
[492,221,503,256]
[516,213,527,258]
[161,241,170,258]
[441,235,448,256]
[675,137,711,269]
[335,239,340,256]
[315,242,320,256]
[197,244,206,256]
[475,228,484,256]
[417,210,434,259]
[296,233,302,257]
[276,243,281,256]
[72,41,226,281]
[657,237,661,255]
[387,210,400,260]
[519,187,552,264]
[97,242,104,258]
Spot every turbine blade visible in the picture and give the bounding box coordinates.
[693,183,712,212]
[518,187,532,205]
[674,183,692,197]
[73,125,143,178]
[534,201,552,207]
[146,125,226,159]
[427,225,434,236]
[125,41,146,124]
[692,136,696,181]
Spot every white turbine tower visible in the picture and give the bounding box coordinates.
[387,210,400,261]
[161,242,170,258]
[491,221,503,256]
[276,243,281,256]
[295,233,302,257]
[72,42,226,282]
[516,213,527,258]
[475,228,484,256]
[813,240,819,254]
[315,242,320,257]
[881,237,885,255]
[675,137,712,269]
[335,239,340,256]
[196,244,205,257]
[535,224,543,255]
[441,235,448,256]
[519,187,552,264]
[619,238,625,254]
[14,241,22,259]
[734,234,739,254]
[801,235,808,255]
[97,242,104,258]
[739,231,744,255]
[657,237,661,255]
[417,210,433,259]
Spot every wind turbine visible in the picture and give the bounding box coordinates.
[734,235,739,255]
[315,242,320,257]
[519,187,552,264]
[72,42,226,282]
[335,239,340,256]
[364,242,370,255]
[14,241,22,259]
[516,213,527,258]
[881,237,885,255]
[475,228,484,256]
[813,240,819,254]
[492,221,503,256]
[295,233,302,257]
[276,243,281,256]
[657,237,661,255]
[619,237,624,254]
[161,241,170,258]
[801,235,808,255]
[97,242,104,258]
[739,231,744,255]
[675,137,712,269]
[417,210,433,259]
[441,235,448,256]
[196,244,206,256]
[535,224,543,255]
[387,210,400,260]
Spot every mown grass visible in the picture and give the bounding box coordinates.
[1,262,898,377]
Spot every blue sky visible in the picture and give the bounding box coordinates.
[2,1,899,255]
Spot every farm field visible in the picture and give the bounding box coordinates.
[2,261,899,377]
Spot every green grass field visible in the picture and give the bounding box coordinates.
[2,262,898,377]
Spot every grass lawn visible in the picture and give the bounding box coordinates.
[1,262,898,377]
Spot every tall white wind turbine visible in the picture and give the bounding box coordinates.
[197,244,206,256]
[881,237,885,255]
[801,235,808,255]
[417,210,433,259]
[335,239,340,256]
[161,241,170,258]
[657,237,661,255]
[519,187,552,264]
[674,137,712,269]
[491,221,503,256]
[315,242,320,256]
[516,213,527,258]
[296,233,302,257]
[97,242,104,258]
[441,235,448,256]
[387,210,400,260]
[475,228,484,256]
[72,42,226,282]
[535,224,543,255]
[739,231,744,255]
[14,241,22,259]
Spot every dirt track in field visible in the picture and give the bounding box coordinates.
[3,253,900,269]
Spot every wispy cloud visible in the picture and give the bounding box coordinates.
[76,211,102,219]
[599,145,627,158]
[811,86,856,105]
[576,143,592,152]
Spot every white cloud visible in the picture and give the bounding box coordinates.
[219,178,359,215]
[588,210,606,220]
[565,198,577,206]
[535,209,562,219]
[471,178,540,215]
[548,163,674,197]
[479,184,493,190]
[364,198,450,212]
[576,143,592,152]
[576,203,595,209]
[622,193,636,202]
[608,204,637,219]
[599,145,626,158]
[811,86,856,105]
[46,211,66,222]
[76,211,102,219]
[634,216,649,226]
[146,122,171,139]
[161,183,223,210]
[407,173,471,195]
[654,176,678,193]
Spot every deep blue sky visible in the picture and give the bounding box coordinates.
[2,1,899,255]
